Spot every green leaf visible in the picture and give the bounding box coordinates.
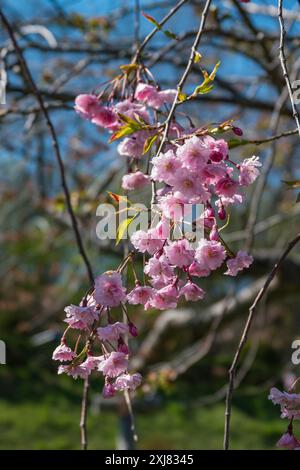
[143,134,158,154]
[163,30,178,40]
[194,51,202,63]
[142,11,160,28]
[116,217,134,245]
[178,91,187,102]
[107,191,129,205]
[209,61,221,81]
[282,180,300,189]
[193,61,221,95]
[109,114,144,142]
[109,125,137,142]
[117,113,142,129]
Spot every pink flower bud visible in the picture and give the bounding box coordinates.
[218,207,226,220]
[128,322,138,337]
[232,126,243,136]
[118,341,129,354]
[103,382,116,398]
[209,225,220,241]
[210,150,223,163]
[206,206,215,218]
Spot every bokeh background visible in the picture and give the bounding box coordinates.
[0,0,300,449]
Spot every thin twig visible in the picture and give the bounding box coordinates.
[0,10,94,451]
[223,232,300,450]
[155,0,213,157]
[0,10,94,286]
[133,0,188,62]
[133,0,141,52]
[231,127,299,148]
[80,377,90,450]
[277,0,300,137]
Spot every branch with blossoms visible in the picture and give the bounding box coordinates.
[48,0,266,449]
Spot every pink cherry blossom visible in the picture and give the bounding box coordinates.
[130,229,164,255]
[215,176,240,198]
[135,82,176,109]
[268,387,300,409]
[58,362,91,380]
[144,256,174,281]
[121,171,150,190]
[202,135,228,162]
[135,83,157,102]
[277,432,300,449]
[98,351,128,378]
[188,260,210,277]
[195,239,226,271]
[64,304,99,330]
[149,284,178,310]
[177,135,210,171]
[180,281,205,301]
[239,156,261,185]
[91,106,118,129]
[97,322,129,342]
[127,285,153,305]
[157,191,188,221]
[173,168,211,202]
[114,373,142,391]
[117,131,149,158]
[52,343,76,362]
[151,149,182,185]
[215,194,243,208]
[94,272,126,307]
[74,94,100,120]
[164,239,194,268]
[201,162,229,184]
[81,355,103,373]
[172,169,211,202]
[102,382,116,398]
[57,356,103,379]
[225,250,253,276]
[115,98,149,123]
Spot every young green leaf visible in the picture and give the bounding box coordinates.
[143,134,158,154]
[194,51,202,63]
[142,11,160,28]
[193,61,221,95]
[163,30,178,40]
[177,91,187,102]
[107,191,129,205]
[116,217,134,245]
[282,180,300,189]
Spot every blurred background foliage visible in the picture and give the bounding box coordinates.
[0,0,300,449]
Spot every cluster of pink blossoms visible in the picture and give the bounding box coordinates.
[53,272,141,397]
[55,78,261,397]
[269,387,300,449]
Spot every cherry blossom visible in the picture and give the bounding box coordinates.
[94,272,126,307]
[98,351,128,378]
[122,171,150,190]
[225,250,253,276]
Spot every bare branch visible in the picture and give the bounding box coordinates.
[223,232,300,450]
[277,0,300,137]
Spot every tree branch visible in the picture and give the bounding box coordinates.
[223,232,300,450]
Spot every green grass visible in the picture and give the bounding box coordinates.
[0,397,284,450]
